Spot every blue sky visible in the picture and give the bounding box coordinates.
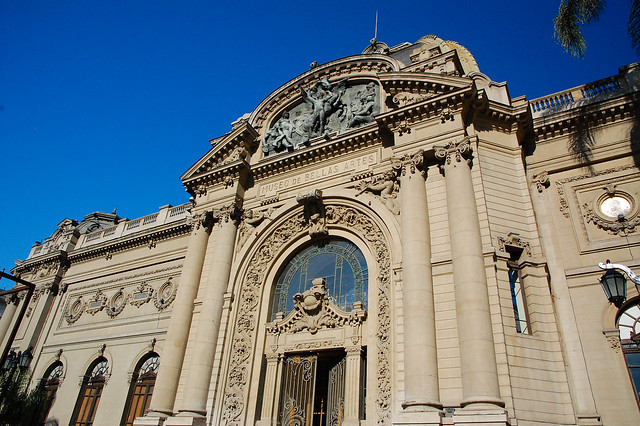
[0,1,636,286]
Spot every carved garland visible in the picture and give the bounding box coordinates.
[220,205,392,425]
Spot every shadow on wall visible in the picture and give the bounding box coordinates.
[567,102,640,172]
[630,104,640,169]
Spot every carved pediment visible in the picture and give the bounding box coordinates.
[266,278,367,335]
[181,121,258,193]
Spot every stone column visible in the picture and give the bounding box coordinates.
[435,139,503,410]
[143,211,212,422]
[343,346,363,426]
[256,353,282,426]
[0,295,19,348]
[174,204,240,423]
[529,172,600,425]
[398,151,442,411]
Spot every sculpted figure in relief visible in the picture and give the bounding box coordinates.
[262,79,380,156]
[356,171,400,215]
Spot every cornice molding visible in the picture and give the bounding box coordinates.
[375,86,474,133]
[251,124,381,181]
[68,220,190,264]
[532,92,640,141]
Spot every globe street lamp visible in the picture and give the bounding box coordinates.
[598,260,640,308]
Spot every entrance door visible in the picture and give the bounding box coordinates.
[279,352,346,426]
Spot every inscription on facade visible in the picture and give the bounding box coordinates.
[260,153,377,197]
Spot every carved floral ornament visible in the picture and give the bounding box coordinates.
[434,138,472,169]
[63,277,178,324]
[266,278,367,335]
[583,185,639,236]
[221,204,392,425]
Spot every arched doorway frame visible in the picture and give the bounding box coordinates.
[217,196,398,425]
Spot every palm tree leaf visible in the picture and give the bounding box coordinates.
[554,0,606,57]
[630,0,640,56]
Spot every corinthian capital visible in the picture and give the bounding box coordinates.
[187,210,213,231]
[392,149,424,176]
[213,197,243,225]
[434,138,472,167]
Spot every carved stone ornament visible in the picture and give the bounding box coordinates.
[130,281,154,307]
[532,171,550,193]
[85,290,107,316]
[262,79,380,156]
[154,278,177,310]
[214,198,244,225]
[603,328,621,353]
[581,186,639,236]
[187,210,213,231]
[238,209,269,249]
[583,202,639,236]
[434,138,472,171]
[107,288,128,318]
[355,171,400,215]
[296,189,328,237]
[394,149,424,176]
[392,92,433,108]
[267,278,367,335]
[496,232,532,257]
[65,297,85,324]
[221,204,392,425]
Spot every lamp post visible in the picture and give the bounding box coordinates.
[598,260,640,308]
[0,346,34,408]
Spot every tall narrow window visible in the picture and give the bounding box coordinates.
[618,302,640,404]
[121,353,160,426]
[37,361,63,423]
[508,265,529,334]
[271,239,368,319]
[70,357,108,426]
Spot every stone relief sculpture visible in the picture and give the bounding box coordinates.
[262,79,381,156]
[355,171,400,215]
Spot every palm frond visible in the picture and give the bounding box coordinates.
[554,0,606,57]
[630,0,640,56]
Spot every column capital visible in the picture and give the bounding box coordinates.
[392,149,425,177]
[187,209,214,231]
[434,138,472,169]
[213,197,243,226]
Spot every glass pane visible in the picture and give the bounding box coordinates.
[271,240,368,319]
[626,352,640,367]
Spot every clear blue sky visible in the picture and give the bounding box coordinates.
[0,1,636,287]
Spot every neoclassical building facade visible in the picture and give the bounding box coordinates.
[1,35,639,426]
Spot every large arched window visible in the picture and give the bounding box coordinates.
[70,357,108,426]
[618,302,640,404]
[121,353,160,426]
[271,238,368,319]
[37,361,64,423]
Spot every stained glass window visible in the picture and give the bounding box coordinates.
[271,239,368,319]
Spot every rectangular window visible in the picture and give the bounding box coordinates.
[508,264,530,334]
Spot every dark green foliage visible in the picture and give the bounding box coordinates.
[555,0,640,57]
[0,368,47,426]
[554,0,606,57]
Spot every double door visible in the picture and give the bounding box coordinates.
[279,352,346,426]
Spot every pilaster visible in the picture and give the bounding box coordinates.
[528,171,601,425]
